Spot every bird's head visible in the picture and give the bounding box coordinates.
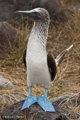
[15,8,50,22]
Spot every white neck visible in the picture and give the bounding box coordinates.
[27,20,50,51]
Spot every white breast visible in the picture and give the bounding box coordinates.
[27,40,51,88]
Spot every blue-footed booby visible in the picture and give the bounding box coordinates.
[16,8,73,112]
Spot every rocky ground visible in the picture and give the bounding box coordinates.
[1,94,80,120]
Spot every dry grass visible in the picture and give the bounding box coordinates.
[0,0,80,118]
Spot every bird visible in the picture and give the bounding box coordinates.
[16,8,73,112]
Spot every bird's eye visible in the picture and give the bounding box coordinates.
[36,12,40,17]
[32,11,40,20]
[33,11,40,17]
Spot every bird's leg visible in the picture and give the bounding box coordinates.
[44,88,48,98]
[37,88,55,112]
[28,86,32,96]
[21,86,37,110]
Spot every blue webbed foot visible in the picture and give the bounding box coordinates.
[37,96,55,112]
[21,96,37,111]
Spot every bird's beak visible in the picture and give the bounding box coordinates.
[15,9,35,15]
[15,9,40,20]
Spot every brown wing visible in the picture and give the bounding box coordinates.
[23,48,27,67]
[47,53,57,81]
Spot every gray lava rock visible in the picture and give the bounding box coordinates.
[0,75,14,89]
[0,22,18,49]
[1,94,80,120]
[0,0,67,23]
[72,4,80,13]
[65,4,80,15]
[0,0,15,21]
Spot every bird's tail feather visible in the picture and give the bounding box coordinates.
[55,44,73,67]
